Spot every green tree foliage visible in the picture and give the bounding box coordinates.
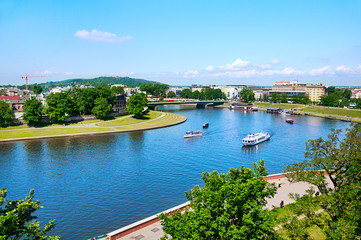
[31,77,154,89]
[0,90,6,96]
[166,91,176,98]
[30,85,43,94]
[0,101,14,127]
[45,92,74,123]
[321,87,351,107]
[179,89,192,98]
[191,90,201,99]
[23,98,43,126]
[283,124,361,239]
[92,98,112,119]
[0,188,59,240]
[127,93,148,119]
[200,88,225,100]
[159,159,278,240]
[139,83,169,97]
[291,94,310,104]
[343,89,352,99]
[111,86,125,95]
[269,92,281,103]
[239,88,255,103]
[67,85,115,115]
[281,93,288,103]
[355,99,361,109]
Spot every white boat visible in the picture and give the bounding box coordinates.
[242,132,271,146]
[184,130,203,138]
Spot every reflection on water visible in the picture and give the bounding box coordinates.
[242,142,268,154]
[0,108,350,239]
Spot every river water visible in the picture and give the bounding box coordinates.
[0,106,349,239]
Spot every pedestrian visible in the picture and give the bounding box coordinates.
[278,179,281,188]
[280,200,284,208]
[315,191,319,197]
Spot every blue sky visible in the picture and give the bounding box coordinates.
[0,0,360,86]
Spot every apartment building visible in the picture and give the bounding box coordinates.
[306,84,325,102]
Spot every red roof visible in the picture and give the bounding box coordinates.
[0,96,20,101]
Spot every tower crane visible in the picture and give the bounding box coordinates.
[21,74,44,90]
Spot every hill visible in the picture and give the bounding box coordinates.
[5,76,156,89]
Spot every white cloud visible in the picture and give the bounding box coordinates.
[259,68,304,76]
[356,64,361,73]
[184,70,199,78]
[205,66,214,71]
[212,70,257,78]
[221,58,249,70]
[74,29,133,43]
[65,72,74,75]
[309,65,334,76]
[41,70,53,75]
[270,59,281,65]
[254,64,272,69]
[336,65,351,73]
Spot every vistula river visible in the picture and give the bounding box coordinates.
[0,106,350,239]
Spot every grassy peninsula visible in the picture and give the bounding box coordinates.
[0,111,186,142]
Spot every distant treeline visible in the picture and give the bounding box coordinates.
[1,76,156,90]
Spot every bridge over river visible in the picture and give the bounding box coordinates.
[148,100,226,109]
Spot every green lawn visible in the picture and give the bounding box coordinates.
[0,111,186,141]
[0,118,103,130]
[0,127,111,140]
[255,102,305,109]
[272,203,326,240]
[114,112,185,131]
[96,111,162,127]
[302,106,361,118]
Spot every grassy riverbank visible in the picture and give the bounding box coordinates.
[0,111,186,142]
[254,102,361,122]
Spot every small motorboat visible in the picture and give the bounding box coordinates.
[203,123,209,128]
[184,131,203,138]
[286,119,294,124]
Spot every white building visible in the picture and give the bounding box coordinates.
[167,87,185,96]
[213,85,246,99]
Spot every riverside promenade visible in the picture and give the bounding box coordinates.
[90,173,330,240]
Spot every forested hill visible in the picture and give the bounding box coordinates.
[39,76,156,88]
[4,76,156,89]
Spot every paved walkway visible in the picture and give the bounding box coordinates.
[94,174,330,240]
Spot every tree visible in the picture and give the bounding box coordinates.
[67,86,115,115]
[166,91,176,98]
[111,86,125,95]
[45,92,74,123]
[270,93,281,103]
[191,90,201,99]
[159,159,278,240]
[281,93,288,103]
[127,93,148,119]
[179,89,192,99]
[92,97,112,119]
[291,94,310,105]
[343,89,352,99]
[239,88,255,103]
[0,188,59,239]
[0,90,7,96]
[0,101,14,127]
[23,98,43,126]
[30,85,43,94]
[283,124,361,239]
[139,83,169,97]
